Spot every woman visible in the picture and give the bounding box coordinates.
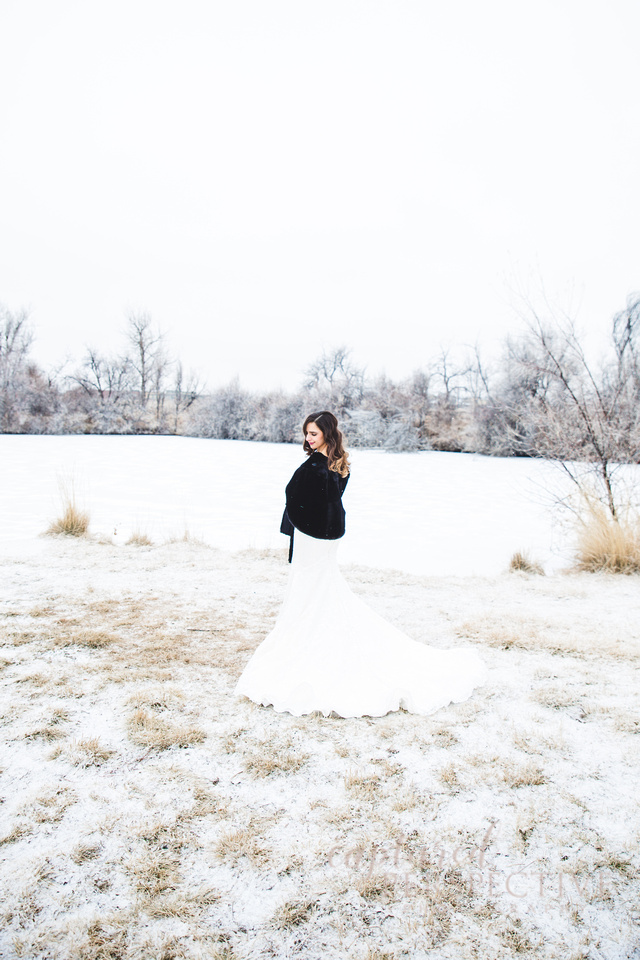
[234,411,487,718]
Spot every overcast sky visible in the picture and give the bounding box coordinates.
[1,0,639,391]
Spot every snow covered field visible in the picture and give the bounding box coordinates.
[0,436,639,959]
[0,435,581,576]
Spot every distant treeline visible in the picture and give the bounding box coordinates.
[1,299,640,474]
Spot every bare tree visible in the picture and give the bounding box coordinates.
[506,297,640,518]
[126,312,165,408]
[150,345,171,424]
[609,293,640,454]
[172,361,203,433]
[0,305,34,431]
[303,346,365,414]
[68,348,133,403]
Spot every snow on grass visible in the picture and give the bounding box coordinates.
[1,534,639,959]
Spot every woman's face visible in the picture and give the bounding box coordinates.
[306,422,327,453]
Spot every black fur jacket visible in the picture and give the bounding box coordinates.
[280,451,350,559]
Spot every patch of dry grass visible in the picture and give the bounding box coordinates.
[128,822,190,901]
[214,826,271,866]
[63,738,115,767]
[126,708,207,750]
[458,611,637,661]
[127,685,184,710]
[45,493,90,538]
[510,550,545,575]
[612,710,640,735]
[440,754,546,791]
[126,530,154,546]
[165,529,209,547]
[438,762,460,790]
[0,823,33,845]
[20,786,77,825]
[501,758,546,788]
[431,727,459,748]
[23,723,67,742]
[28,604,57,618]
[391,786,423,813]
[531,683,574,710]
[355,872,399,901]
[71,842,102,864]
[271,898,317,928]
[56,629,118,649]
[70,917,130,960]
[575,506,640,574]
[344,769,383,800]
[189,786,230,820]
[243,746,309,778]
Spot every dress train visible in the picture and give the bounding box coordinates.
[234,529,488,718]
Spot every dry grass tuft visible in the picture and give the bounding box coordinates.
[23,723,67,742]
[0,823,33,845]
[355,872,398,901]
[271,898,317,928]
[128,822,190,901]
[391,787,422,812]
[188,786,229,819]
[214,826,271,866]
[28,604,57,618]
[45,492,90,537]
[509,550,545,575]
[500,760,547,787]
[498,915,540,954]
[244,748,309,778]
[126,530,154,546]
[575,506,640,574]
[71,841,102,864]
[208,947,238,960]
[165,528,209,547]
[27,786,77,824]
[532,683,582,711]
[76,918,129,960]
[438,762,460,789]
[431,727,459,748]
[141,891,215,919]
[126,708,207,750]
[501,758,546,787]
[132,849,182,898]
[65,738,115,767]
[64,629,118,649]
[127,685,184,709]
[344,769,383,800]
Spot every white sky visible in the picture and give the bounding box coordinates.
[1,0,639,392]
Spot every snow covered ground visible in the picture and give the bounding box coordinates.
[0,434,588,575]
[0,436,639,959]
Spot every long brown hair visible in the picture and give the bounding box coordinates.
[302,411,350,477]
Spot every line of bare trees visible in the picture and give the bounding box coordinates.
[0,310,202,436]
[2,296,640,515]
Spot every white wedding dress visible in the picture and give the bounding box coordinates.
[235,528,488,718]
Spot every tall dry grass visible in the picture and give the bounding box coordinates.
[575,506,640,574]
[509,551,544,575]
[45,483,90,537]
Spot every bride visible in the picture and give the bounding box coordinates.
[234,411,488,718]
